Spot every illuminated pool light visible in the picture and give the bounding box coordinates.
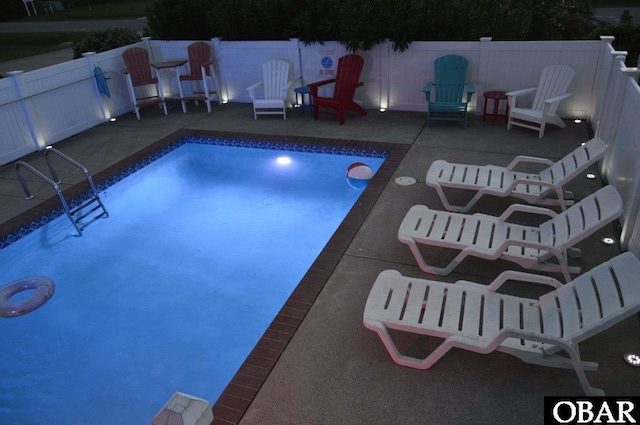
[276,156,291,165]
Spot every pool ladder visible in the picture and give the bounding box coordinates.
[14,146,109,236]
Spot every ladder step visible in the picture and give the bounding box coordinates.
[70,197,99,216]
[74,204,104,223]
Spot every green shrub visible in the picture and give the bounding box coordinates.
[590,23,640,67]
[72,28,141,59]
[146,0,213,40]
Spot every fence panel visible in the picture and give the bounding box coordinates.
[0,76,37,164]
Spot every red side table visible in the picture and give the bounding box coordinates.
[483,91,509,125]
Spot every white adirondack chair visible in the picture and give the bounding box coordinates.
[507,65,575,138]
[364,252,640,396]
[247,60,292,120]
[398,185,622,282]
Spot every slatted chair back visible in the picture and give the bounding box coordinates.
[539,137,606,185]
[262,60,290,100]
[538,252,640,343]
[333,54,364,100]
[433,55,469,103]
[540,185,622,249]
[187,42,212,77]
[531,65,575,114]
[122,47,154,85]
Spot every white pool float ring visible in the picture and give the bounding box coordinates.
[0,277,55,318]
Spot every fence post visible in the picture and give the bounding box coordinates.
[211,37,230,103]
[379,40,390,111]
[7,70,42,151]
[82,52,110,122]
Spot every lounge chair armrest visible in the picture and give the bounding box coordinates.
[498,204,557,221]
[486,270,562,292]
[505,156,555,170]
[247,81,263,100]
[544,93,573,105]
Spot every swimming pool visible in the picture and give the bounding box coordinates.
[0,136,387,425]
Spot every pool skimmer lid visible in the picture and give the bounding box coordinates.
[395,176,416,186]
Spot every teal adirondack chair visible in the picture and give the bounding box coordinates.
[422,55,475,128]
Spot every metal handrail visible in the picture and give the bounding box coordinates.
[44,146,102,199]
[14,161,83,235]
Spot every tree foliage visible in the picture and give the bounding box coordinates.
[72,28,141,59]
[590,23,640,66]
[146,0,597,51]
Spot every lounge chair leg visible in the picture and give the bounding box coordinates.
[364,320,455,370]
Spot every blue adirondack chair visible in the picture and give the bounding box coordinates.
[422,55,475,128]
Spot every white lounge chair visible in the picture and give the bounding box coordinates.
[247,59,292,120]
[426,137,605,213]
[398,185,622,282]
[364,252,640,396]
[507,65,575,138]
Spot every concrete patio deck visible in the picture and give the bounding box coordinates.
[1,100,638,425]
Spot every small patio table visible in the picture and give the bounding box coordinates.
[152,60,188,98]
[482,90,509,125]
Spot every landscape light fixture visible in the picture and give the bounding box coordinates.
[586,173,596,179]
[624,353,640,367]
[110,118,117,122]
[601,237,616,245]
[379,108,386,113]
[574,119,582,124]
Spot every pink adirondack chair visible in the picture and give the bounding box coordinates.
[307,54,367,125]
[122,47,167,120]
[177,42,222,113]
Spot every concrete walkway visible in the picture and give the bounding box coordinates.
[0,100,637,424]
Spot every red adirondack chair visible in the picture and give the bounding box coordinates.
[307,54,367,125]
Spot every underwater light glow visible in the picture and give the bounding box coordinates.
[276,156,291,165]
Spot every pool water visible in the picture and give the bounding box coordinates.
[0,143,384,425]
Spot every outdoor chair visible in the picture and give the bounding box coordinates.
[122,47,167,120]
[507,65,575,138]
[177,42,222,113]
[398,185,622,282]
[307,54,366,125]
[426,137,606,213]
[423,55,475,128]
[364,251,640,396]
[247,59,292,120]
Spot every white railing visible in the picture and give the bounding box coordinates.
[2,36,640,253]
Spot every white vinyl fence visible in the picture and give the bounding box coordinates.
[2,36,640,254]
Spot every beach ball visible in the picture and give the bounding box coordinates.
[346,162,373,190]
